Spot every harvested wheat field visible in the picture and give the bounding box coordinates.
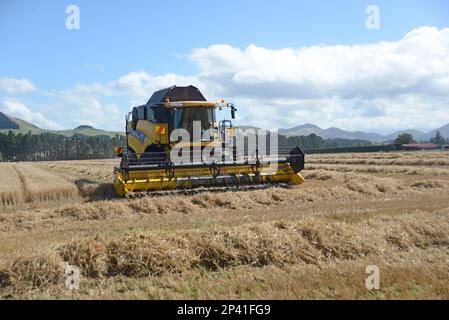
[1,151,449,299]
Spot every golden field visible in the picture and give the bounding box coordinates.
[0,151,448,299]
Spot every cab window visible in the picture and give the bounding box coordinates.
[170,107,215,140]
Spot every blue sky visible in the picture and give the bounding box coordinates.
[1,0,449,133]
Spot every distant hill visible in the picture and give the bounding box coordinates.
[383,129,426,141]
[1,110,448,142]
[56,125,123,138]
[0,112,46,134]
[0,111,124,137]
[0,112,19,130]
[279,123,449,142]
[279,123,384,142]
[422,123,449,141]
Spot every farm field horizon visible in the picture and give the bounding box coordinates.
[0,151,448,299]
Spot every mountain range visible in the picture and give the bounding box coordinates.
[0,111,123,138]
[279,123,449,142]
[1,110,448,142]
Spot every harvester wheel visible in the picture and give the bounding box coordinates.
[120,156,128,169]
[251,162,261,177]
[165,163,175,180]
[210,163,220,178]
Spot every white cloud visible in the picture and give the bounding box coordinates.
[185,26,449,132]
[23,26,449,133]
[190,27,449,100]
[41,72,207,131]
[114,71,205,105]
[1,98,62,130]
[0,77,36,94]
[73,97,121,129]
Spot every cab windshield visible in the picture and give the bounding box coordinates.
[170,107,215,140]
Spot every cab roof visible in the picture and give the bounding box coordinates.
[147,85,206,105]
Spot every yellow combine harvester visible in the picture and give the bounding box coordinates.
[113,85,305,196]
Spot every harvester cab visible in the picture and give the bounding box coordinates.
[113,85,305,196]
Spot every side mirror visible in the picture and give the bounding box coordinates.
[227,103,237,119]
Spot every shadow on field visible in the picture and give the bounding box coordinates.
[75,179,117,201]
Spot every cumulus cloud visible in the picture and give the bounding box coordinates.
[190,27,449,100]
[113,71,206,105]
[27,26,449,133]
[43,89,123,130]
[72,97,121,129]
[0,77,36,94]
[1,98,62,130]
[42,72,206,130]
[186,26,449,132]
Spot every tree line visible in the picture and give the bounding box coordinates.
[277,133,372,149]
[0,130,375,162]
[394,131,448,145]
[1,129,445,162]
[0,131,126,162]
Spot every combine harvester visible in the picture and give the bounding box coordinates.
[113,85,305,196]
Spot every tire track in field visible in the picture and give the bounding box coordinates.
[12,163,80,204]
[33,163,115,201]
[12,164,29,203]
[0,164,24,208]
